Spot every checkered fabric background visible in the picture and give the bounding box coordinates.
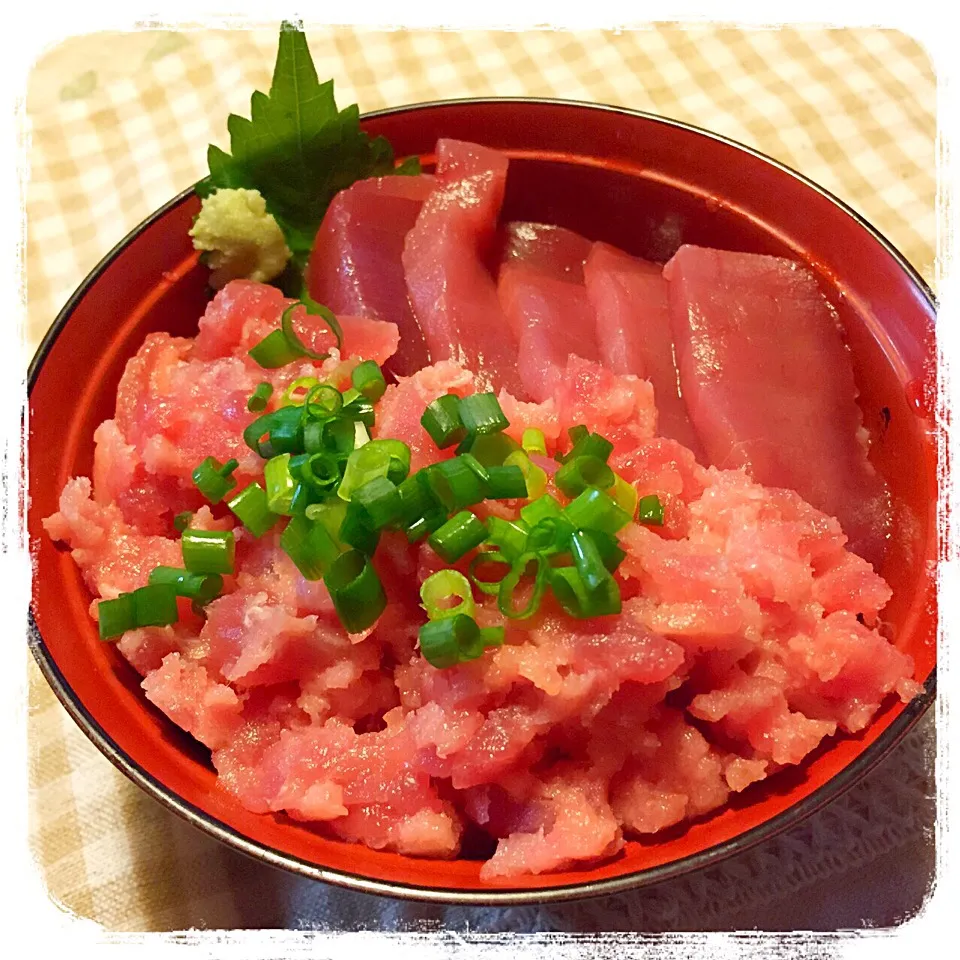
[25,25,937,932]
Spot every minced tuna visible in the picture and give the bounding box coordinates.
[44,264,918,881]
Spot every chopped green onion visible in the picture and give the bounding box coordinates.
[589,529,627,573]
[504,450,547,500]
[248,328,302,368]
[526,516,575,555]
[460,624,506,661]
[148,566,223,606]
[459,452,491,486]
[396,474,439,528]
[638,494,665,526]
[247,382,274,412]
[351,476,402,530]
[405,507,448,544]
[520,494,562,527]
[243,405,304,458]
[561,429,613,465]
[420,569,475,621]
[549,566,622,618]
[342,396,375,429]
[456,430,522,465]
[299,452,342,494]
[281,302,329,361]
[191,456,239,505]
[563,487,632,536]
[181,529,235,575]
[421,394,467,449]
[341,387,361,406]
[281,513,341,580]
[380,440,411,485]
[227,483,281,537]
[282,376,320,407]
[498,552,547,620]
[351,360,387,403]
[354,422,371,448]
[264,453,298,515]
[570,530,611,592]
[305,498,348,540]
[325,549,387,633]
[173,511,193,533]
[339,503,382,554]
[423,459,486,512]
[304,416,354,456]
[610,473,639,518]
[338,441,394,501]
[477,626,505,653]
[131,583,181,628]
[304,383,343,420]
[485,516,529,561]
[419,614,476,669]
[522,428,547,456]
[555,455,615,499]
[97,593,136,641]
[428,511,488,563]
[459,392,509,437]
[486,465,527,500]
[469,550,513,595]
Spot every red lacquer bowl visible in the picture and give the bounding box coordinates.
[28,99,938,904]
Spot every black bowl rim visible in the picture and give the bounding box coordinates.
[28,96,938,907]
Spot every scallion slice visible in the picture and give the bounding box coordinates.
[243,405,304,458]
[264,453,298,515]
[299,452,342,494]
[420,569,476,621]
[570,530,611,592]
[339,503,382,555]
[191,456,239,505]
[351,476,402,530]
[638,494,665,526]
[563,487,632,536]
[405,507,448,544]
[555,455,615,499]
[342,396,375,429]
[248,328,302,368]
[486,464,527,500]
[228,483,281,537]
[421,394,467,449]
[468,550,513,595]
[351,360,387,403]
[504,450,547,500]
[418,615,477,669]
[497,552,547,620]
[526,516,575,555]
[247,381,274,412]
[520,493,562,527]
[148,566,223,606]
[522,428,547,457]
[173,511,193,533]
[456,430,522,465]
[281,301,331,361]
[549,566,622,618]
[423,459,486,512]
[485,516,529,561]
[610,473,639,518]
[459,392,509,437]
[303,383,343,420]
[181,529,235,575]
[131,583,181,629]
[428,510,488,563]
[281,513,341,580]
[324,549,387,633]
[396,474,439,528]
[282,376,320,407]
[97,593,136,641]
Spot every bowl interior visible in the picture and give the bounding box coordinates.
[28,100,937,902]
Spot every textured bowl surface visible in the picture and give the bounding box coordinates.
[28,99,937,904]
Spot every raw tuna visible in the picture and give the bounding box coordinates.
[498,223,600,402]
[663,245,891,567]
[307,175,435,376]
[403,139,526,397]
[584,243,705,459]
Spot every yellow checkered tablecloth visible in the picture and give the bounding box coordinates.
[26,25,937,933]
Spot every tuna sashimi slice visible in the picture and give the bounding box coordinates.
[584,242,705,459]
[402,139,526,397]
[497,221,594,288]
[306,175,435,376]
[663,245,891,567]
[498,222,600,402]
